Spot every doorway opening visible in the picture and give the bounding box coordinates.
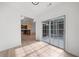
[42,15,65,49]
[21,17,36,46]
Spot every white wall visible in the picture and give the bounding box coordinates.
[32,22,36,33]
[36,2,79,56]
[0,3,21,51]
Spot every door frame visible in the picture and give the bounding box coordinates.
[42,15,66,50]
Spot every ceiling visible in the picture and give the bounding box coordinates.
[9,2,60,18]
[0,2,60,19]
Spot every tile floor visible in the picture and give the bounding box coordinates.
[14,41,74,57]
[0,33,74,57]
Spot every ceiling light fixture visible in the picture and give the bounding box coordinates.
[32,2,39,5]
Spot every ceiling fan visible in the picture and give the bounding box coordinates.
[32,2,39,5]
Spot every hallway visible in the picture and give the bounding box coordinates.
[21,33,36,46]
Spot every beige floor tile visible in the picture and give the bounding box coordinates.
[16,53,26,57]
[0,50,8,57]
[26,52,39,57]
[23,46,32,51]
[39,52,51,57]
[45,49,56,55]
[36,49,46,54]
[55,48,64,54]
[60,52,74,57]
[47,45,58,51]
[50,52,61,57]
[25,49,34,54]
[15,48,24,55]
[8,48,15,57]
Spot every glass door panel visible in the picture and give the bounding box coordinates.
[50,17,64,49]
[42,21,49,43]
[50,20,59,47]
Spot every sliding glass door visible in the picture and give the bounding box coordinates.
[42,21,49,43]
[42,16,65,49]
[50,18,64,48]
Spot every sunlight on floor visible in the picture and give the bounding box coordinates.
[14,41,73,57]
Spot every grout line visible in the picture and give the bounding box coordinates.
[22,44,49,57]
